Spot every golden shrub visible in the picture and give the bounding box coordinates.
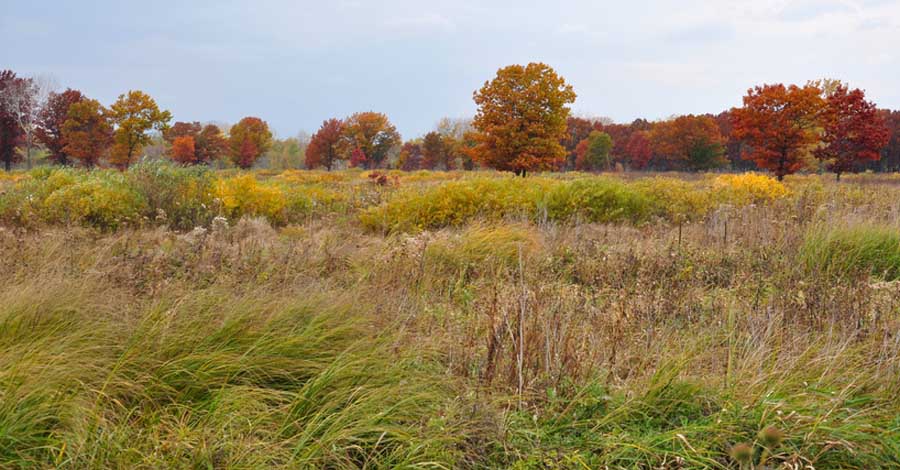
[214,175,287,224]
[711,173,789,203]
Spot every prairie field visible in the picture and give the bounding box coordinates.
[2,166,900,469]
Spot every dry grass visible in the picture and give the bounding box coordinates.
[1,169,900,468]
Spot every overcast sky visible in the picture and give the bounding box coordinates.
[3,0,899,139]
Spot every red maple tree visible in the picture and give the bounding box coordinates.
[349,147,367,168]
[815,85,890,180]
[624,131,653,170]
[731,83,824,180]
[36,88,85,166]
[305,118,345,170]
[0,70,27,171]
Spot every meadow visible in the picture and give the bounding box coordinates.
[2,165,900,469]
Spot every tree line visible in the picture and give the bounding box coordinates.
[3,66,900,179]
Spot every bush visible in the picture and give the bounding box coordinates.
[712,173,789,204]
[125,162,216,230]
[800,223,900,280]
[213,175,287,225]
[360,177,553,232]
[40,172,146,230]
[631,177,712,221]
[545,177,656,224]
[282,185,349,222]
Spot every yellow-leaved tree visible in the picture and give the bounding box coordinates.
[108,90,171,169]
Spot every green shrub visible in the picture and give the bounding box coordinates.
[631,177,713,221]
[360,177,554,232]
[41,173,147,230]
[800,223,900,280]
[545,177,656,224]
[124,161,216,230]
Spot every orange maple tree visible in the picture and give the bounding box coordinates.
[164,121,227,165]
[341,112,400,169]
[731,84,824,180]
[61,98,113,168]
[170,136,196,164]
[471,63,576,176]
[651,115,726,171]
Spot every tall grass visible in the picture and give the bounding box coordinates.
[801,223,900,280]
[2,170,900,468]
[0,280,467,468]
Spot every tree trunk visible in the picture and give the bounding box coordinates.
[836,172,841,182]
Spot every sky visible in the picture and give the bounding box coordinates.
[3,0,899,139]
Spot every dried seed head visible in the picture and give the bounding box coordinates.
[758,425,783,448]
[729,442,753,464]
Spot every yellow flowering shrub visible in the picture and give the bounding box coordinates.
[275,170,356,185]
[360,177,554,233]
[214,175,287,224]
[282,185,350,222]
[41,175,147,230]
[711,173,789,204]
[631,177,713,222]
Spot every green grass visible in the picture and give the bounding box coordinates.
[800,223,900,280]
[0,282,466,469]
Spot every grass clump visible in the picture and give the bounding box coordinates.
[425,223,544,273]
[801,223,900,280]
[0,284,467,469]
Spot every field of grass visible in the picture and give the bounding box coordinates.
[2,166,900,468]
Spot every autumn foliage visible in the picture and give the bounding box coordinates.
[815,85,889,179]
[170,136,196,164]
[471,63,576,175]
[36,89,85,165]
[342,112,400,169]
[1,65,900,180]
[651,115,726,171]
[305,118,345,170]
[108,90,172,169]
[731,84,824,180]
[229,117,272,169]
[164,121,227,165]
[61,99,113,168]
